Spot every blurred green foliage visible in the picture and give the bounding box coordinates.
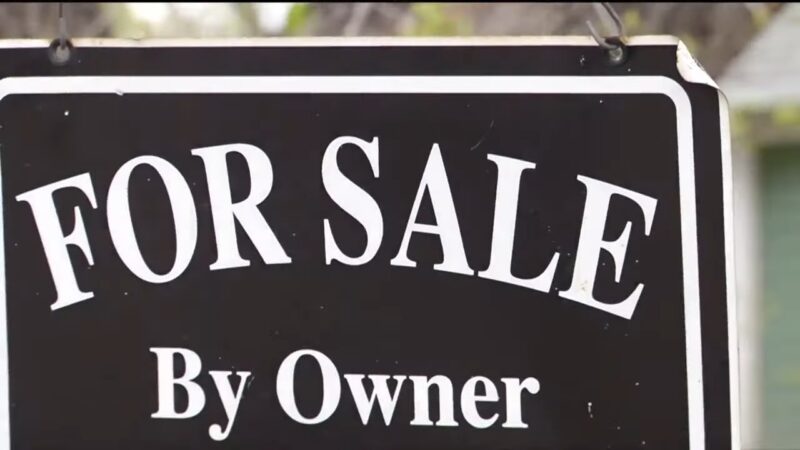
[286,3,311,36]
[750,5,773,30]
[730,109,752,140]
[406,3,468,37]
[622,8,642,35]
[772,106,800,128]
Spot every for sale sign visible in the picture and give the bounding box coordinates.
[0,39,738,449]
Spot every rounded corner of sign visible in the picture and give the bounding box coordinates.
[0,80,21,105]
[648,76,693,117]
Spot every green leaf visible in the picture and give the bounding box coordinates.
[286,3,311,36]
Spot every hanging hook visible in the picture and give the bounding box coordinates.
[58,2,68,48]
[586,2,628,65]
[49,2,74,66]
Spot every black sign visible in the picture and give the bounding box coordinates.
[0,40,737,449]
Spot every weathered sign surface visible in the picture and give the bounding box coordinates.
[0,39,737,449]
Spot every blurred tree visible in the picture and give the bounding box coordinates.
[407,3,469,36]
[0,2,785,79]
[298,2,785,77]
[0,3,111,39]
[231,3,262,37]
[286,3,313,36]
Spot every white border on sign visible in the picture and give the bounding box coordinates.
[0,76,711,449]
[719,92,741,450]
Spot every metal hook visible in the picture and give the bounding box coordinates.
[58,3,67,48]
[49,2,74,66]
[586,2,627,65]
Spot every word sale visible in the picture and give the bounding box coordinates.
[151,347,542,441]
[17,136,657,319]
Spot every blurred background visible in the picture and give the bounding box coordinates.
[1,2,796,449]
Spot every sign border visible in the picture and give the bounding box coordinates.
[719,91,740,450]
[0,75,712,449]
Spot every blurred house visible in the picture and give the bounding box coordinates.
[720,3,800,449]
